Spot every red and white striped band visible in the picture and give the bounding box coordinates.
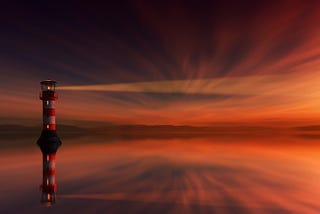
[41,153,57,193]
[42,99,56,131]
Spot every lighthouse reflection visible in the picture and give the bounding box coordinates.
[40,153,57,205]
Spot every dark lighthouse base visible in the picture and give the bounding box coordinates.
[37,130,62,154]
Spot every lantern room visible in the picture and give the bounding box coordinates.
[40,80,56,92]
[40,80,58,101]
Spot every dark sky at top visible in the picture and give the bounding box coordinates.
[1,0,317,83]
[1,0,320,125]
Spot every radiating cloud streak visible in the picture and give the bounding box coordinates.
[1,1,320,125]
[56,71,320,125]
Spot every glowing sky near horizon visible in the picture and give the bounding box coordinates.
[1,0,320,125]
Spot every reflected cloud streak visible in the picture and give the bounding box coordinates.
[1,137,319,213]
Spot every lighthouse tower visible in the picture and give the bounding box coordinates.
[37,80,62,206]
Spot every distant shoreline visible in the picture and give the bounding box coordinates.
[1,124,320,138]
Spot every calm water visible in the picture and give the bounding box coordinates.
[0,135,319,214]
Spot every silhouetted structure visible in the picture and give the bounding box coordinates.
[37,80,62,206]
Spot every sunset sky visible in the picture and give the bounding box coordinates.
[1,0,320,126]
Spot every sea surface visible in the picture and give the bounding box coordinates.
[0,134,319,214]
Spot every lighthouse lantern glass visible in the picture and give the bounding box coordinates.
[41,81,56,92]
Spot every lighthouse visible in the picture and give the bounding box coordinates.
[37,80,62,206]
